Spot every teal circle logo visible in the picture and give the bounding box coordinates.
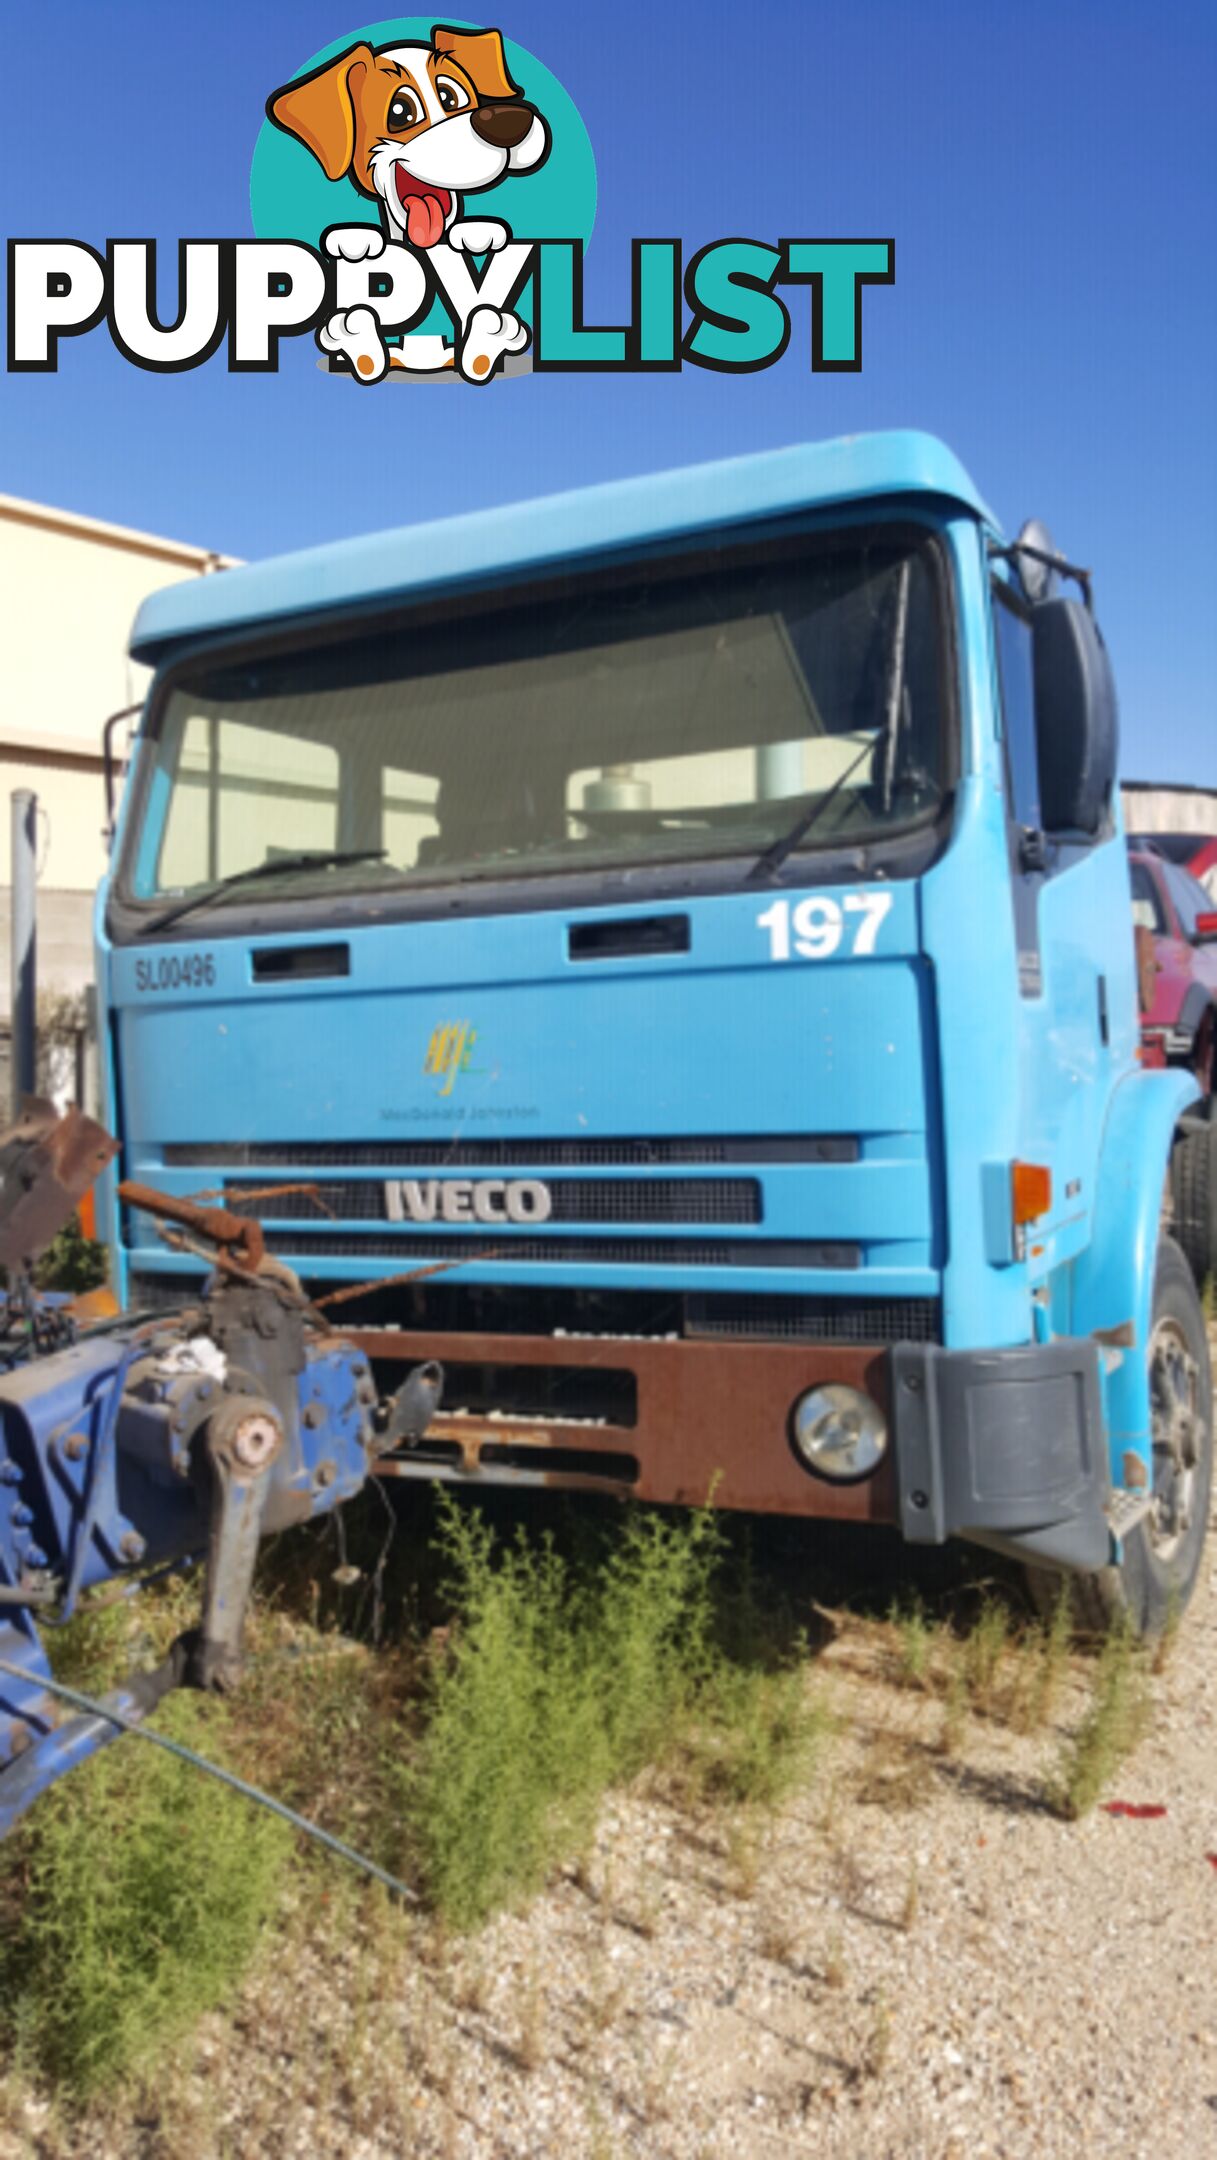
[250,18,595,358]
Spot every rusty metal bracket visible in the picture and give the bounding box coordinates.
[0,1101,118,1270]
[118,1181,267,1274]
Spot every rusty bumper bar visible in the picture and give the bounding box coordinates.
[348,1327,896,1521]
[339,1326,1112,1572]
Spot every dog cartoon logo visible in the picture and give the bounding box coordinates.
[4,27,895,383]
[267,23,550,384]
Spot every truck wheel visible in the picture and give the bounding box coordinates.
[1170,1113,1217,1290]
[1026,1237,1213,1637]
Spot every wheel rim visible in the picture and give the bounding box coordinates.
[1148,1316,1203,1562]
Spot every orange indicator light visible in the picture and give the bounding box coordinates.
[1012,1161,1052,1226]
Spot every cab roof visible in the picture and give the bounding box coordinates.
[130,429,996,667]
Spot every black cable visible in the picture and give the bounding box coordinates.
[0,1657,417,1904]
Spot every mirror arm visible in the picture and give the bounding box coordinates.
[989,540,1094,613]
[101,703,143,851]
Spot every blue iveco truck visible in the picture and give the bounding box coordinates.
[95,431,1213,1636]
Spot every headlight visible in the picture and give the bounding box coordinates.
[790,1384,887,1481]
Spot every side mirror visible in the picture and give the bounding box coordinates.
[101,703,142,851]
[1195,911,1217,942]
[1031,598,1118,836]
[1012,518,1061,606]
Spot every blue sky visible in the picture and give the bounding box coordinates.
[2,0,1214,784]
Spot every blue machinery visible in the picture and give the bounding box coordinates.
[0,1105,441,1835]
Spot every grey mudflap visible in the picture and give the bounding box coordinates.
[891,1338,1111,1572]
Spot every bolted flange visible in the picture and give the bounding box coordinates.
[206,1396,285,1477]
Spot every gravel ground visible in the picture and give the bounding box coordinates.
[3,1423,1215,2158]
[366,1538,1217,2160]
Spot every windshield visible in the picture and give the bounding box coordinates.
[129,532,950,911]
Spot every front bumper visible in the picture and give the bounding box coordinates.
[354,1324,899,1523]
[351,1325,1111,1571]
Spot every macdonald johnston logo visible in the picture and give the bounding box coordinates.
[6,18,894,386]
[423,1019,479,1095]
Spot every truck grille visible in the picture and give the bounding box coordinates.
[222,1176,760,1226]
[126,1274,940,1344]
[686,1293,941,1344]
[259,1232,859,1270]
[163,1133,859,1169]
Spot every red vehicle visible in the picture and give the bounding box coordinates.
[1184,836,1217,903]
[1128,830,1217,904]
[1128,846,1217,1087]
[1129,846,1217,1289]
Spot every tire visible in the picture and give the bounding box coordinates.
[1189,1008,1216,1096]
[1026,1236,1213,1637]
[1171,1113,1217,1290]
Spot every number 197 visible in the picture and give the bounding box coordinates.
[756,891,892,961]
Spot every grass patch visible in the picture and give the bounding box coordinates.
[1151,1591,1184,1676]
[1007,1580,1073,1734]
[877,1577,1078,1756]
[0,1492,827,2102]
[0,1694,291,2096]
[887,1595,934,1690]
[400,1493,821,1927]
[960,1594,1010,1714]
[851,1723,935,1811]
[682,1656,824,1811]
[1045,1612,1151,1820]
[935,1659,970,1755]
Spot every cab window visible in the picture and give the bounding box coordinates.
[992,587,1040,832]
[1129,860,1166,935]
[1163,861,1210,941]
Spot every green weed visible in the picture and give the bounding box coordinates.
[1045,1611,1150,1820]
[35,1214,107,1295]
[0,1696,290,2095]
[1151,1590,1183,1677]
[0,1491,826,2104]
[862,1991,893,2080]
[887,1596,934,1690]
[961,1595,1010,1714]
[397,1504,604,1926]
[1017,1580,1074,1733]
[401,1493,819,1927]
[682,1655,825,1811]
[936,1657,970,1755]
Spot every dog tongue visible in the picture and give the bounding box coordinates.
[406,192,445,250]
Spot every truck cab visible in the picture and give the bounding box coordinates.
[96,431,1213,1633]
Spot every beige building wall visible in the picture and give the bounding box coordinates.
[1121,782,1217,838]
[0,496,237,1012]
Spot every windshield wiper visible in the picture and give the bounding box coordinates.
[144,850,388,935]
[745,736,878,883]
[746,560,913,884]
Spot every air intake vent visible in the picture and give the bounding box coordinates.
[222,1177,761,1226]
[687,1293,941,1343]
[163,1133,860,1170]
[258,1232,858,1270]
[126,1274,937,1342]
